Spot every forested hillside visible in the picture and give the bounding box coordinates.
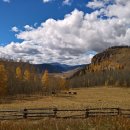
[69,46,130,88]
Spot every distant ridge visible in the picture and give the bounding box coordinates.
[33,63,86,73]
[0,58,86,73]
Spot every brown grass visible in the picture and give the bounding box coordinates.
[0,116,130,130]
[0,87,130,109]
[0,87,130,129]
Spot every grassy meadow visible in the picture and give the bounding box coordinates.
[0,87,130,130]
[0,87,130,109]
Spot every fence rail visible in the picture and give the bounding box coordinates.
[0,107,129,120]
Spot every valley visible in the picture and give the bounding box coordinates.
[1,0,130,129]
[0,87,130,109]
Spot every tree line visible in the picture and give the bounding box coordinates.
[1,58,129,97]
[0,60,68,96]
[68,69,130,88]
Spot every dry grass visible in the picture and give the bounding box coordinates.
[0,116,130,130]
[0,87,130,109]
[0,87,130,130]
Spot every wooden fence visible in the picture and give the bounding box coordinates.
[0,107,130,120]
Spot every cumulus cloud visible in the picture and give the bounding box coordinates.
[1,0,130,65]
[11,26,19,32]
[87,0,130,19]
[106,0,130,19]
[3,0,10,3]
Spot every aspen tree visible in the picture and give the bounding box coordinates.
[16,67,22,80]
[0,64,8,95]
[41,70,49,88]
[24,69,31,81]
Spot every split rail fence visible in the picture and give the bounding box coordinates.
[0,107,129,120]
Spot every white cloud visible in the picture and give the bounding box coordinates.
[3,0,10,3]
[87,0,130,19]
[42,0,72,5]
[43,0,52,3]
[87,0,105,9]
[24,25,34,31]
[63,0,72,6]
[106,0,130,19]
[1,0,130,65]
[34,23,38,27]
[11,26,19,32]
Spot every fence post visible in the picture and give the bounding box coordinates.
[23,108,28,119]
[85,109,89,118]
[117,108,121,116]
[53,108,57,118]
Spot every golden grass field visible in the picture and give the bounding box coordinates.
[0,87,130,109]
[0,87,130,130]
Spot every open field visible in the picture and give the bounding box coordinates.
[0,87,130,130]
[0,87,130,109]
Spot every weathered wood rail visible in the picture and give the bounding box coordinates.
[0,107,129,120]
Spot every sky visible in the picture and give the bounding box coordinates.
[0,0,130,65]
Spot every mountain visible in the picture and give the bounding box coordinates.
[0,58,86,74]
[69,46,130,87]
[33,63,86,73]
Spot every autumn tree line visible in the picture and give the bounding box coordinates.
[1,58,129,96]
[0,60,68,96]
[69,69,130,88]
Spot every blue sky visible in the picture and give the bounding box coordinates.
[0,0,91,45]
[0,0,130,65]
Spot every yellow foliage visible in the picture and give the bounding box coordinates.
[24,69,31,81]
[16,67,22,80]
[41,70,49,88]
[0,64,8,96]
